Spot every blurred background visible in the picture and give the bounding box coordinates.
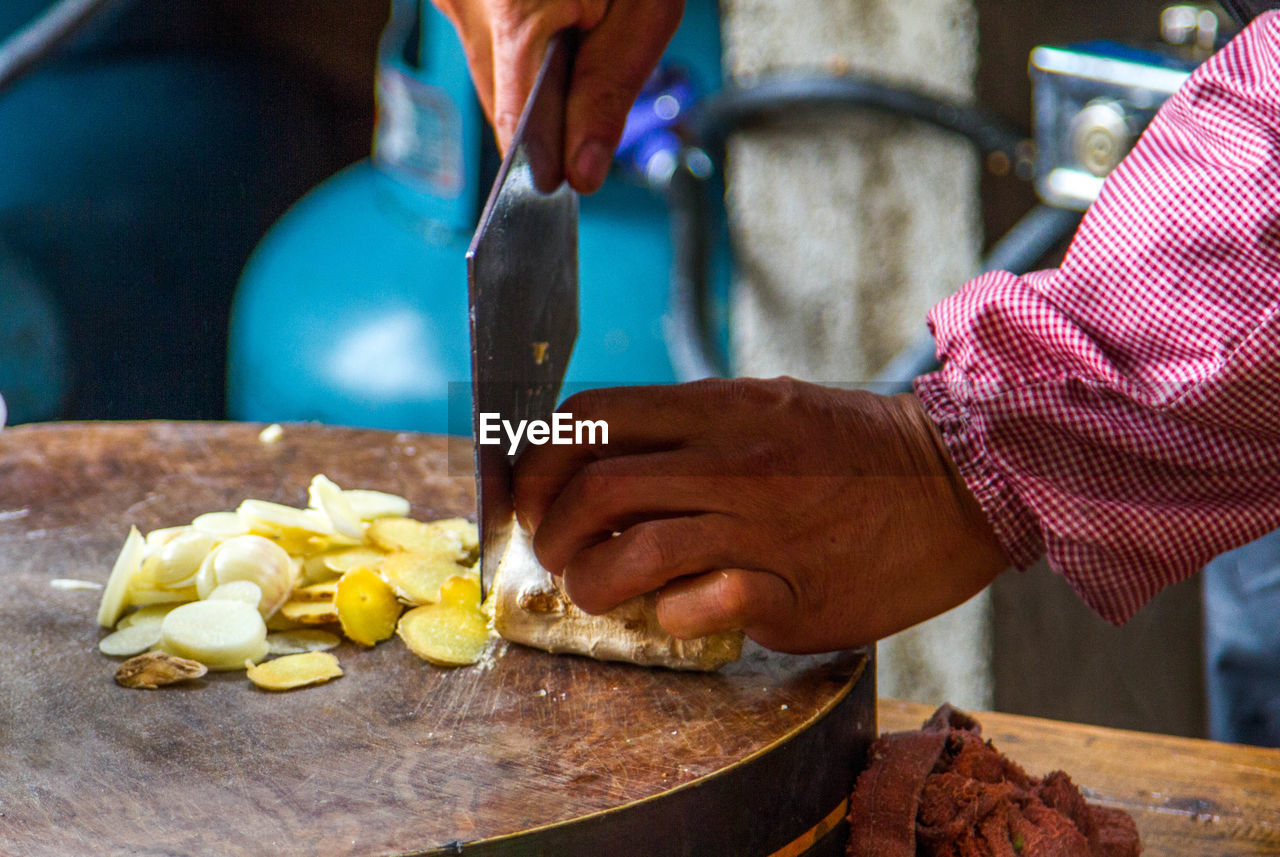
[0,0,1236,739]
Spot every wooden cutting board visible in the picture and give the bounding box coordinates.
[0,422,874,857]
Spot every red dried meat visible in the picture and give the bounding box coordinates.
[848,705,1140,857]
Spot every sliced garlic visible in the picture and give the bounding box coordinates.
[207,580,264,607]
[99,623,163,657]
[309,474,364,540]
[192,511,249,539]
[151,529,218,588]
[158,599,268,670]
[97,527,144,628]
[195,535,296,618]
[338,489,411,521]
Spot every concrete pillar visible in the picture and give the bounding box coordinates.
[722,0,992,708]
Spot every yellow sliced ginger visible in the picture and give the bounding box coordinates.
[335,567,403,646]
[396,577,489,667]
[279,600,340,625]
[292,580,339,601]
[366,517,469,562]
[378,550,476,605]
[247,651,342,691]
[438,574,481,608]
[300,546,386,585]
[431,518,479,563]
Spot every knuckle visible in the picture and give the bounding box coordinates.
[621,522,673,579]
[573,458,627,511]
[738,441,783,476]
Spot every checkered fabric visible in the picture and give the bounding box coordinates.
[915,12,1280,623]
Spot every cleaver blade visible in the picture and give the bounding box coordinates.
[467,33,579,598]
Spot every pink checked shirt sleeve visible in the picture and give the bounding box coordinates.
[914,12,1280,623]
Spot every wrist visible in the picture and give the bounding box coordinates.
[891,392,1009,569]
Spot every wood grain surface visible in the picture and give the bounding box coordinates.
[879,699,1280,857]
[0,422,873,857]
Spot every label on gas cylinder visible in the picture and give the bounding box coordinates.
[373,66,464,197]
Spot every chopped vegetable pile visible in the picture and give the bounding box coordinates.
[96,474,492,690]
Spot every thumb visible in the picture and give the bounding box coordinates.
[565,0,685,193]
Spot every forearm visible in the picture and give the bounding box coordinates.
[916,11,1280,622]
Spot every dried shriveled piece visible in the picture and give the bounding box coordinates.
[491,522,743,671]
[247,651,343,691]
[115,651,208,689]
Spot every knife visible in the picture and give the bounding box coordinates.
[467,33,579,598]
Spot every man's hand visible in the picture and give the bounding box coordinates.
[514,378,1009,653]
[430,0,684,193]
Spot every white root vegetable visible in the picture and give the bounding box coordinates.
[333,489,410,521]
[116,603,182,630]
[98,623,162,657]
[97,527,144,628]
[191,511,249,539]
[151,529,218,588]
[491,521,743,671]
[159,600,268,670]
[195,535,296,618]
[266,629,341,656]
[143,526,188,553]
[308,474,364,540]
[237,499,335,539]
[207,580,264,608]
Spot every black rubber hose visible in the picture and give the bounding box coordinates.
[666,73,1036,382]
[0,0,119,94]
[665,150,724,381]
[866,203,1084,394]
[690,74,1030,169]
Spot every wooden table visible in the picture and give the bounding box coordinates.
[879,699,1280,857]
[0,421,873,857]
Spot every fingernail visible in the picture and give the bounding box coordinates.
[572,140,611,191]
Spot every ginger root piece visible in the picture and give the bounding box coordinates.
[490,522,743,671]
[114,651,207,689]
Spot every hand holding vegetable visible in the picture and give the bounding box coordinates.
[514,378,1010,653]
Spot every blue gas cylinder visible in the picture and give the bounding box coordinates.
[229,0,726,434]
[0,3,369,424]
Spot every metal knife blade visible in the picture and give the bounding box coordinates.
[467,33,579,597]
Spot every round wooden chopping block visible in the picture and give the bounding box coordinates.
[0,422,875,857]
